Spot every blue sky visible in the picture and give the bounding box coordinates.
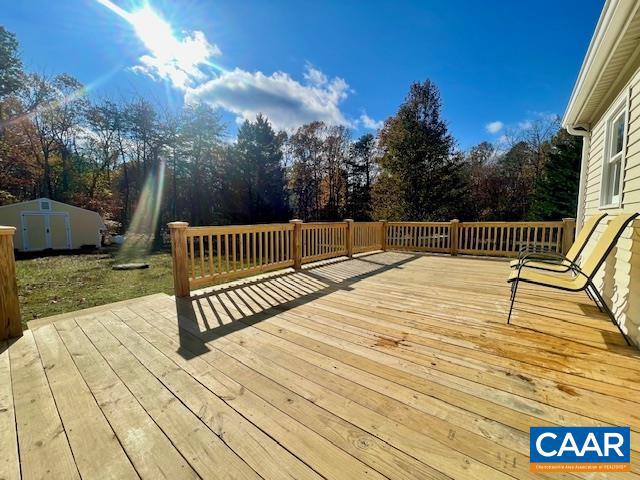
[3,0,602,149]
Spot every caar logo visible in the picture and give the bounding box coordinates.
[530,427,630,472]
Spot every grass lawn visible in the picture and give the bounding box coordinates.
[16,250,174,326]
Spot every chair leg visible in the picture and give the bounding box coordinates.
[586,286,603,312]
[588,283,631,346]
[507,280,519,325]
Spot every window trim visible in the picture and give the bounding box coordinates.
[599,97,628,209]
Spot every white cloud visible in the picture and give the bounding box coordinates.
[99,0,368,131]
[485,121,504,134]
[359,113,383,130]
[303,65,328,86]
[185,66,351,131]
[530,111,559,122]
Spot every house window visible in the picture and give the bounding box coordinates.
[40,200,50,210]
[601,103,627,207]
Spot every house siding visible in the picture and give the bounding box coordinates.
[582,64,640,346]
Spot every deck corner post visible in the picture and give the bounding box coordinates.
[0,226,22,340]
[168,221,190,298]
[450,219,460,256]
[344,219,354,257]
[379,220,388,251]
[289,219,303,269]
[562,218,576,255]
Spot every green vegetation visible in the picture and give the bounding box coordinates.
[16,252,173,325]
[1,24,581,232]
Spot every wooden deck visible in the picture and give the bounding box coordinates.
[3,252,640,479]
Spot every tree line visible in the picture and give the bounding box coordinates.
[0,26,580,240]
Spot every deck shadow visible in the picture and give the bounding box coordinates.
[171,251,420,358]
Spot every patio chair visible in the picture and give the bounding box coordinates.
[507,212,639,344]
[509,213,607,273]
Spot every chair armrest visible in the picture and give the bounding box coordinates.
[518,244,553,260]
[518,251,566,263]
[518,257,586,278]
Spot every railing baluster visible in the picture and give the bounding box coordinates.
[188,236,196,279]
[216,234,222,274]
[224,234,229,273]
[232,233,237,271]
[199,235,205,277]
[245,232,250,269]
[207,235,214,276]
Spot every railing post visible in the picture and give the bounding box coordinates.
[450,219,460,256]
[168,222,190,298]
[344,219,354,257]
[289,219,303,270]
[379,220,388,251]
[562,218,576,255]
[0,226,22,340]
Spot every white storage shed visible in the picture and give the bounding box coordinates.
[0,198,105,252]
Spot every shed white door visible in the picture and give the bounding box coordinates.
[21,213,47,251]
[21,212,71,251]
[49,214,72,249]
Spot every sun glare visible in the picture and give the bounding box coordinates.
[97,0,219,89]
[128,5,176,63]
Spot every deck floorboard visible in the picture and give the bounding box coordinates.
[6,252,639,479]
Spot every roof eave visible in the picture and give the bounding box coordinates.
[562,0,635,129]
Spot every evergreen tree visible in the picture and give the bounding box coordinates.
[497,141,533,219]
[234,114,289,222]
[0,26,23,99]
[346,133,377,220]
[529,129,581,220]
[375,80,463,220]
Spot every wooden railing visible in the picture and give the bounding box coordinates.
[169,218,575,296]
[169,222,295,294]
[0,226,22,339]
[301,222,348,264]
[386,222,451,253]
[353,222,384,254]
[457,220,574,257]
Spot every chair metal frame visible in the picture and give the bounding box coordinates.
[507,212,639,346]
[511,213,607,273]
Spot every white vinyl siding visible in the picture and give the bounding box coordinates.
[581,64,640,346]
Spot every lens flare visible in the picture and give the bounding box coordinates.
[117,159,166,262]
[0,66,120,130]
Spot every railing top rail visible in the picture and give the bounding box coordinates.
[459,221,564,226]
[302,221,347,224]
[387,221,452,225]
[301,221,347,228]
[185,223,294,235]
